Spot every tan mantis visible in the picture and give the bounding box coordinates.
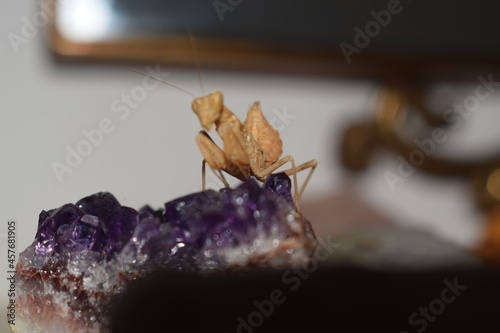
[128,69,317,213]
[192,90,317,213]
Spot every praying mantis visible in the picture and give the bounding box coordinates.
[128,69,317,213]
[192,90,317,213]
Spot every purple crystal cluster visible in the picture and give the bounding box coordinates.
[15,174,316,333]
[23,173,315,274]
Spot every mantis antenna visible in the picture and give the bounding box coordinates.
[127,27,204,98]
[125,68,197,99]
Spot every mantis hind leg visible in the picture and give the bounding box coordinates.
[251,155,301,213]
[251,157,318,214]
[282,159,318,200]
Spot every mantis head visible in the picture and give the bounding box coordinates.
[191,91,223,131]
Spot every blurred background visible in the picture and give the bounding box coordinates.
[2,1,500,332]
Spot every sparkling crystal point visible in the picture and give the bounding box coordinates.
[75,192,121,219]
[264,172,295,208]
[35,204,85,256]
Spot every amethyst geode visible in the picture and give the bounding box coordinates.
[15,174,316,333]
